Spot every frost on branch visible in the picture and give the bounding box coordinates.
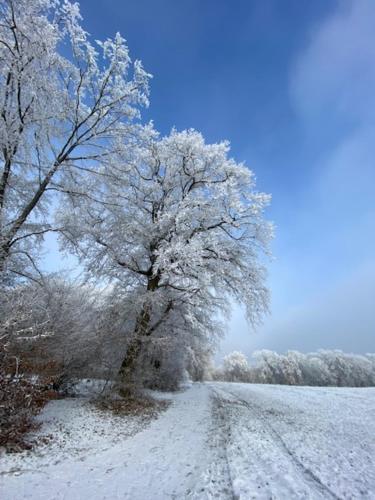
[0,0,150,283]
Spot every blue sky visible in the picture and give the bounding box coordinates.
[47,0,375,357]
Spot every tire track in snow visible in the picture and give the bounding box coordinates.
[210,392,238,500]
[191,390,237,499]
[215,385,342,500]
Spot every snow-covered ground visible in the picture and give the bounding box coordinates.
[1,383,375,499]
[208,383,375,499]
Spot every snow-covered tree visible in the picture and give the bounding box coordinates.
[60,128,272,392]
[252,350,284,384]
[225,350,375,387]
[223,351,250,382]
[301,354,331,386]
[185,341,215,382]
[0,0,149,283]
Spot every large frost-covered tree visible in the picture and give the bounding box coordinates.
[0,0,149,283]
[60,128,273,392]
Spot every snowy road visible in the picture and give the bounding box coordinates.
[1,383,375,499]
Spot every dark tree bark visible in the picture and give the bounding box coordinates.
[118,268,159,395]
[118,305,151,396]
[118,270,173,396]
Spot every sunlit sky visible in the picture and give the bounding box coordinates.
[45,0,375,358]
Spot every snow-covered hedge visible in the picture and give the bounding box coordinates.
[214,350,375,387]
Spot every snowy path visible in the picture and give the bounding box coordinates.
[0,384,212,499]
[1,383,375,499]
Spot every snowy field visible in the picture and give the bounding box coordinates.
[1,383,375,499]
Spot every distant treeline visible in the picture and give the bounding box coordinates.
[213,350,375,387]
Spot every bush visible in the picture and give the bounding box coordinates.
[0,372,58,452]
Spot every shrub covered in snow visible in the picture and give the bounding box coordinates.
[1,278,102,386]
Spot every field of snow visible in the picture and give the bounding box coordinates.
[1,383,375,499]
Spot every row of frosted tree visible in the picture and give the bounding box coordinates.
[0,0,272,396]
[215,350,375,387]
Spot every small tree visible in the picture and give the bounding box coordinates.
[60,128,272,393]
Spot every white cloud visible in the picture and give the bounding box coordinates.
[290,0,375,123]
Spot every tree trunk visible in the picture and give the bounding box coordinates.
[118,336,143,397]
[117,272,163,396]
[118,303,152,397]
[0,242,10,276]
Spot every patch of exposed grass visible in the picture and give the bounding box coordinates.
[92,394,170,420]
